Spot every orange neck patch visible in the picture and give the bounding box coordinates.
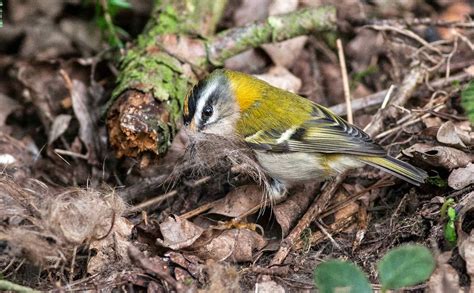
[224,70,264,111]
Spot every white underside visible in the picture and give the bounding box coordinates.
[255,151,364,186]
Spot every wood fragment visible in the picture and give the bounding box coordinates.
[128,246,185,293]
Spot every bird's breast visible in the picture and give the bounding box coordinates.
[254,151,364,185]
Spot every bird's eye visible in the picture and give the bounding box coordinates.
[202,105,213,119]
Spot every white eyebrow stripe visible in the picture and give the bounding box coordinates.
[195,79,218,125]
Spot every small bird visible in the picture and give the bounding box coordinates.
[183,69,427,201]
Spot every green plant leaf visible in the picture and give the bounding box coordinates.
[378,244,435,290]
[444,220,457,246]
[314,260,372,293]
[461,80,474,123]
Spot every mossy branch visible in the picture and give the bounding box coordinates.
[0,280,40,293]
[207,6,337,65]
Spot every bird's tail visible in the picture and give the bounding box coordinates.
[359,156,428,186]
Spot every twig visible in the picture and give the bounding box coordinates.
[54,149,88,160]
[366,25,443,55]
[270,174,345,265]
[336,39,353,124]
[125,190,178,214]
[364,65,425,136]
[118,175,168,203]
[364,18,474,29]
[207,6,337,65]
[381,85,396,109]
[128,246,185,293]
[0,280,40,293]
[330,89,389,116]
[315,220,343,251]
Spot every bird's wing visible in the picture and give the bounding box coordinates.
[244,103,386,156]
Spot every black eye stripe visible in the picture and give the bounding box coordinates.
[183,79,207,125]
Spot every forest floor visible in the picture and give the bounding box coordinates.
[0,0,473,292]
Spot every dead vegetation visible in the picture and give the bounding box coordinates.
[0,0,473,292]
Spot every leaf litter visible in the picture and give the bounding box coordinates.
[0,0,473,292]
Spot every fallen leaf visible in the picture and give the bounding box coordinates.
[437,2,472,41]
[261,0,306,68]
[427,252,460,293]
[87,216,134,275]
[262,36,308,68]
[448,163,474,190]
[402,143,473,170]
[224,49,269,73]
[160,34,206,64]
[273,183,318,236]
[422,117,443,128]
[465,65,474,77]
[254,280,285,293]
[192,228,267,262]
[458,230,474,292]
[71,79,102,164]
[254,66,302,93]
[0,93,21,128]
[208,185,263,218]
[232,0,270,26]
[48,114,72,144]
[437,121,469,148]
[156,215,204,250]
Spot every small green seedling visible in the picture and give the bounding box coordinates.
[314,244,435,293]
[93,0,131,48]
[426,175,448,188]
[461,80,474,123]
[440,198,457,246]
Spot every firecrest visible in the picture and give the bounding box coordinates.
[183,69,427,201]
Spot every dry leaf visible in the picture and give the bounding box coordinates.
[273,183,318,236]
[262,36,308,68]
[0,93,21,128]
[458,230,474,293]
[156,215,204,250]
[48,114,72,144]
[254,66,302,93]
[225,49,269,73]
[428,251,460,293]
[208,185,263,218]
[422,117,443,128]
[448,163,474,190]
[261,0,306,68]
[402,143,473,170]
[437,121,469,148]
[465,65,474,77]
[437,2,472,41]
[87,216,134,275]
[232,0,270,26]
[254,280,285,293]
[192,228,267,262]
[71,79,102,164]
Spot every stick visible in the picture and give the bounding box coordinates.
[270,174,345,265]
[0,280,40,293]
[125,190,178,214]
[128,246,185,293]
[207,6,337,65]
[336,39,353,124]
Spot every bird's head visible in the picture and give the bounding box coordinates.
[183,69,265,137]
